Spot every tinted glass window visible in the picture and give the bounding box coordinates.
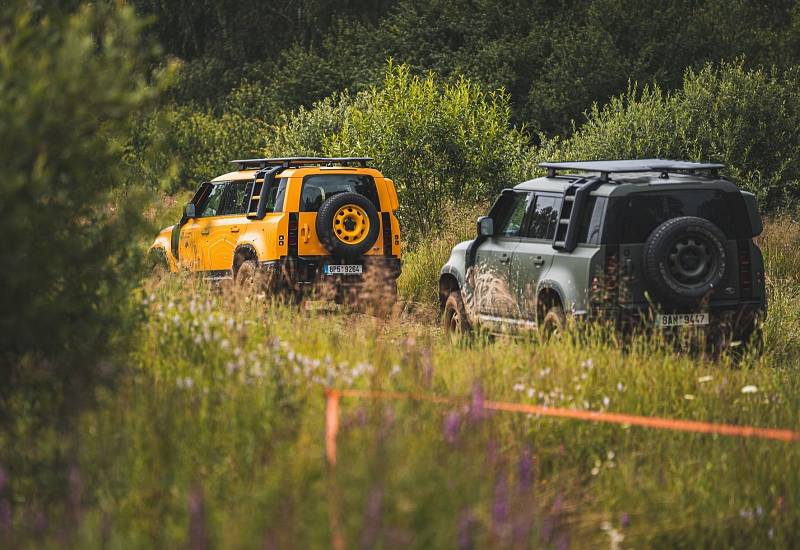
[527,195,561,239]
[497,192,533,237]
[197,182,226,217]
[300,174,379,212]
[604,190,748,244]
[219,181,249,215]
[577,196,606,245]
[265,178,289,213]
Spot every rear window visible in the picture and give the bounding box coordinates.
[603,190,749,244]
[300,174,380,212]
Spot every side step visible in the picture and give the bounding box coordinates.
[552,176,604,252]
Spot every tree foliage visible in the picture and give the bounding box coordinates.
[534,61,800,208]
[0,2,156,401]
[134,0,800,135]
[324,65,527,239]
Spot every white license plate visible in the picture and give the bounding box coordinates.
[324,264,362,275]
[657,313,709,327]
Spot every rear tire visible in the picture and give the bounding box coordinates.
[235,260,266,293]
[542,306,566,339]
[443,290,470,336]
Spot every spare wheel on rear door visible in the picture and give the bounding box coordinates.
[316,192,381,258]
[643,216,728,306]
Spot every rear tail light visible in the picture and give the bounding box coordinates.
[287,213,299,256]
[382,212,392,256]
[737,239,752,298]
[591,250,619,303]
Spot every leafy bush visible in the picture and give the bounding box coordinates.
[534,61,800,208]
[127,80,276,192]
[265,64,526,240]
[0,3,156,402]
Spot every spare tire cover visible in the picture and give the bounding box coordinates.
[643,216,727,306]
[316,192,381,258]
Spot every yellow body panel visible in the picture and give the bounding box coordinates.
[150,165,401,274]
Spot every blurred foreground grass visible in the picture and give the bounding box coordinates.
[4,215,800,548]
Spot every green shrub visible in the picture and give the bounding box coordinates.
[0,2,158,397]
[534,61,800,208]
[323,64,528,240]
[128,80,276,192]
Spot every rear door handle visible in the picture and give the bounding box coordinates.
[230,226,240,233]
[533,256,545,267]
[499,253,511,264]
[200,228,210,236]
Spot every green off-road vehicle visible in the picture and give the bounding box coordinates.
[439,160,766,349]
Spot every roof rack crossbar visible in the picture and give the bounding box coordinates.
[540,159,724,180]
[231,157,373,170]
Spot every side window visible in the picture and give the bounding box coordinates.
[219,182,249,215]
[197,183,227,217]
[496,192,533,237]
[577,197,606,245]
[264,178,289,213]
[527,195,561,239]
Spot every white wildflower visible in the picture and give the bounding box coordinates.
[684,394,695,400]
[513,383,525,392]
[741,385,758,394]
[698,375,713,383]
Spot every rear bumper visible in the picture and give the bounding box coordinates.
[591,300,766,337]
[261,256,401,286]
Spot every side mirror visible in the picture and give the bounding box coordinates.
[184,202,196,218]
[478,216,494,238]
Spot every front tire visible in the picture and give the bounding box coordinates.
[443,290,470,336]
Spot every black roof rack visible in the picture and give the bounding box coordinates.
[539,159,724,181]
[230,157,373,170]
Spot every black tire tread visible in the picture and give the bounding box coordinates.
[316,192,381,258]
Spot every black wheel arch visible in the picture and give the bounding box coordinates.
[537,285,565,324]
[232,244,258,275]
[439,273,460,310]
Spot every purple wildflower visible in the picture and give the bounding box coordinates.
[469,382,486,422]
[620,512,630,528]
[492,472,509,531]
[0,467,10,541]
[517,447,534,491]
[187,483,208,550]
[359,486,384,548]
[68,465,83,525]
[443,411,461,443]
[457,511,477,550]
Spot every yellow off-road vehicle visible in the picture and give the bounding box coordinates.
[151,157,401,300]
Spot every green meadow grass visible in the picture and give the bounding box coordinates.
[8,216,800,548]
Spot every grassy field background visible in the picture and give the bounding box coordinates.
[5,211,798,548]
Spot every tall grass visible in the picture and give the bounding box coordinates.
[4,216,799,548]
[397,201,485,305]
